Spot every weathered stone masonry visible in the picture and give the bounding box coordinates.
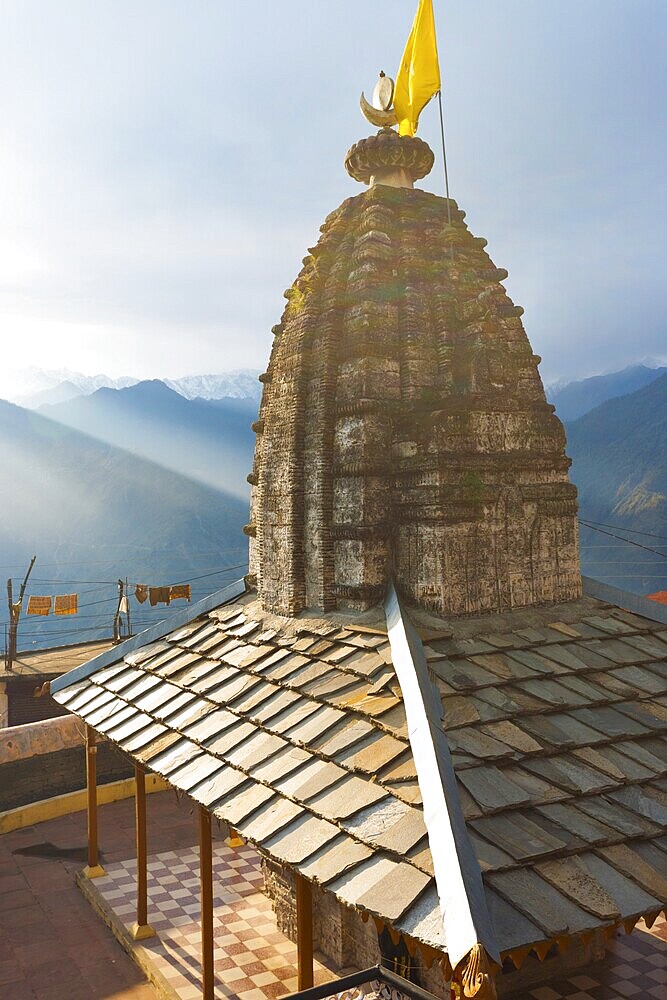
[248,130,581,620]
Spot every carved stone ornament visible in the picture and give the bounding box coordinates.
[345,128,434,185]
[457,944,498,999]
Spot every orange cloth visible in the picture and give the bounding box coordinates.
[27,595,52,616]
[134,585,148,604]
[169,584,191,603]
[149,586,171,607]
[54,594,78,616]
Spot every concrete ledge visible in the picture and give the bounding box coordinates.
[0,714,83,764]
[77,869,183,1000]
[0,773,170,833]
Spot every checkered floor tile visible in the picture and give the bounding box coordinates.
[525,914,667,1000]
[93,842,336,1000]
[90,839,666,1000]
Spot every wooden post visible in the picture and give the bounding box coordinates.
[83,726,105,878]
[199,806,214,1000]
[296,873,314,990]
[131,763,155,940]
[5,556,36,671]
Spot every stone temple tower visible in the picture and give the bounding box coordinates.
[246,127,581,618]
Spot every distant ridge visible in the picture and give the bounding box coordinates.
[1,366,262,409]
[40,379,257,499]
[566,371,667,594]
[548,363,666,421]
[0,397,248,648]
[165,370,262,401]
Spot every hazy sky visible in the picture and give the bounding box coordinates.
[1,1,665,384]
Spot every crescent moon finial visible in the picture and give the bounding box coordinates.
[360,72,398,128]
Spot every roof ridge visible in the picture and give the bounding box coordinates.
[384,583,500,978]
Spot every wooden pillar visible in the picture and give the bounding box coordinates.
[296,873,314,990]
[131,763,155,940]
[199,806,214,1000]
[83,726,105,878]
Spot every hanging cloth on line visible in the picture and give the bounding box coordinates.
[134,584,148,604]
[27,595,52,616]
[119,595,129,614]
[169,584,191,603]
[149,586,171,607]
[54,594,78,616]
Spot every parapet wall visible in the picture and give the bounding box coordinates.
[0,715,133,812]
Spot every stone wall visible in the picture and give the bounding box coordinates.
[4,676,69,728]
[0,716,133,812]
[261,855,297,939]
[263,868,605,997]
[263,859,452,993]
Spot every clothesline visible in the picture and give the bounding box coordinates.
[23,582,193,616]
[133,583,191,607]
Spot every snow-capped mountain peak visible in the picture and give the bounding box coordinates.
[164,370,262,401]
[0,366,262,408]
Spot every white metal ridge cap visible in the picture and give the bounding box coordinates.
[582,575,667,626]
[384,582,500,971]
[50,578,248,696]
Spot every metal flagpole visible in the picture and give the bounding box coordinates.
[437,90,453,229]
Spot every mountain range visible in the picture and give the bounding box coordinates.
[0,366,262,409]
[40,380,257,499]
[2,360,666,652]
[566,372,667,594]
[0,398,249,650]
[547,363,666,421]
[7,360,664,421]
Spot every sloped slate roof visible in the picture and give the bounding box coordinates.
[51,582,667,963]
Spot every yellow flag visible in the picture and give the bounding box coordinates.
[394,0,441,137]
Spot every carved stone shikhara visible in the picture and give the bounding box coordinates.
[249,133,581,617]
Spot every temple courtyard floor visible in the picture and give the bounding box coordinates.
[0,790,664,1000]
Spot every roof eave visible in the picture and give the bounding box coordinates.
[50,578,248,695]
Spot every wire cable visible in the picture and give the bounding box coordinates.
[578,519,667,543]
[578,519,667,560]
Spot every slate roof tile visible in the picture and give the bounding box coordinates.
[264,813,340,865]
[298,835,373,884]
[51,591,667,960]
[214,782,275,826]
[189,766,248,809]
[307,775,388,822]
[355,862,432,922]
[458,766,532,812]
[535,856,620,920]
[105,711,155,743]
[578,853,663,917]
[121,720,167,754]
[487,867,599,936]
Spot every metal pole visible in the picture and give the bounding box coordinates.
[83,725,105,878]
[132,763,154,939]
[113,578,123,643]
[125,576,132,638]
[6,578,14,671]
[296,873,314,990]
[437,90,453,228]
[199,806,214,1000]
